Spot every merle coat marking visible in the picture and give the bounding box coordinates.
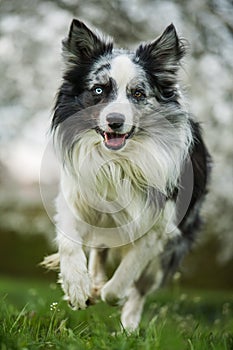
[42,19,211,331]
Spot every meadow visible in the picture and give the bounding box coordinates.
[0,276,232,350]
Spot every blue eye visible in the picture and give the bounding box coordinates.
[95,87,103,95]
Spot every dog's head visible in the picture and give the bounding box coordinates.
[52,19,188,153]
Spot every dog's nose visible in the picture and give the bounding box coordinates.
[106,113,125,131]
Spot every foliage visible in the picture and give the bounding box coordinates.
[0,277,232,350]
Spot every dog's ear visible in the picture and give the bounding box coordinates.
[135,24,186,72]
[62,19,113,65]
[135,24,187,98]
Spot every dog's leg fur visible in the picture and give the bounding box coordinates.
[121,286,145,332]
[56,192,92,310]
[40,253,60,271]
[88,248,108,300]
[101,229,165,307]
[120,256,164,331]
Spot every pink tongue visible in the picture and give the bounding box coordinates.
[104,133,126,148]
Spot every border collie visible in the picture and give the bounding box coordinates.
[42,19,211,331]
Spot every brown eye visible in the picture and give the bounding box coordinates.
[132,90,145,100]
[134,91,141,98]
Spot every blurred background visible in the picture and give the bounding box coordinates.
[0,0,232,290]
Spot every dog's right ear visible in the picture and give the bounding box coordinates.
[62,19,113,65]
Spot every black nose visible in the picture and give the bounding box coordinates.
[106,113,125,131]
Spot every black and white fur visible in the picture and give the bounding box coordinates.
[43,19,211,331]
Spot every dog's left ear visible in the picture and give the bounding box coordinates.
[135,24,186,72]
[62,19,113,65]
[135,24,187,95]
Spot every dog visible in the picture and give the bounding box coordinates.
[42,19,211,331]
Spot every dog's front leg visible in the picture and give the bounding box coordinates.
[56,193,92,310]
[58,237,92,309]
[101,232,158,306]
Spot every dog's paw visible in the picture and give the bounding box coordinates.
[101,280,127,306]
[60,270,92,310]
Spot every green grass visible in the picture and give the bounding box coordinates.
[0,276,232,350]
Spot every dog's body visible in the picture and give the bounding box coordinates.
[43,20,211,331]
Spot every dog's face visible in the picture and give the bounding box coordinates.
[53,20,187,152]
[88,54,145,150]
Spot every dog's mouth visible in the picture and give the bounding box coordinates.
[96,126,135,150]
